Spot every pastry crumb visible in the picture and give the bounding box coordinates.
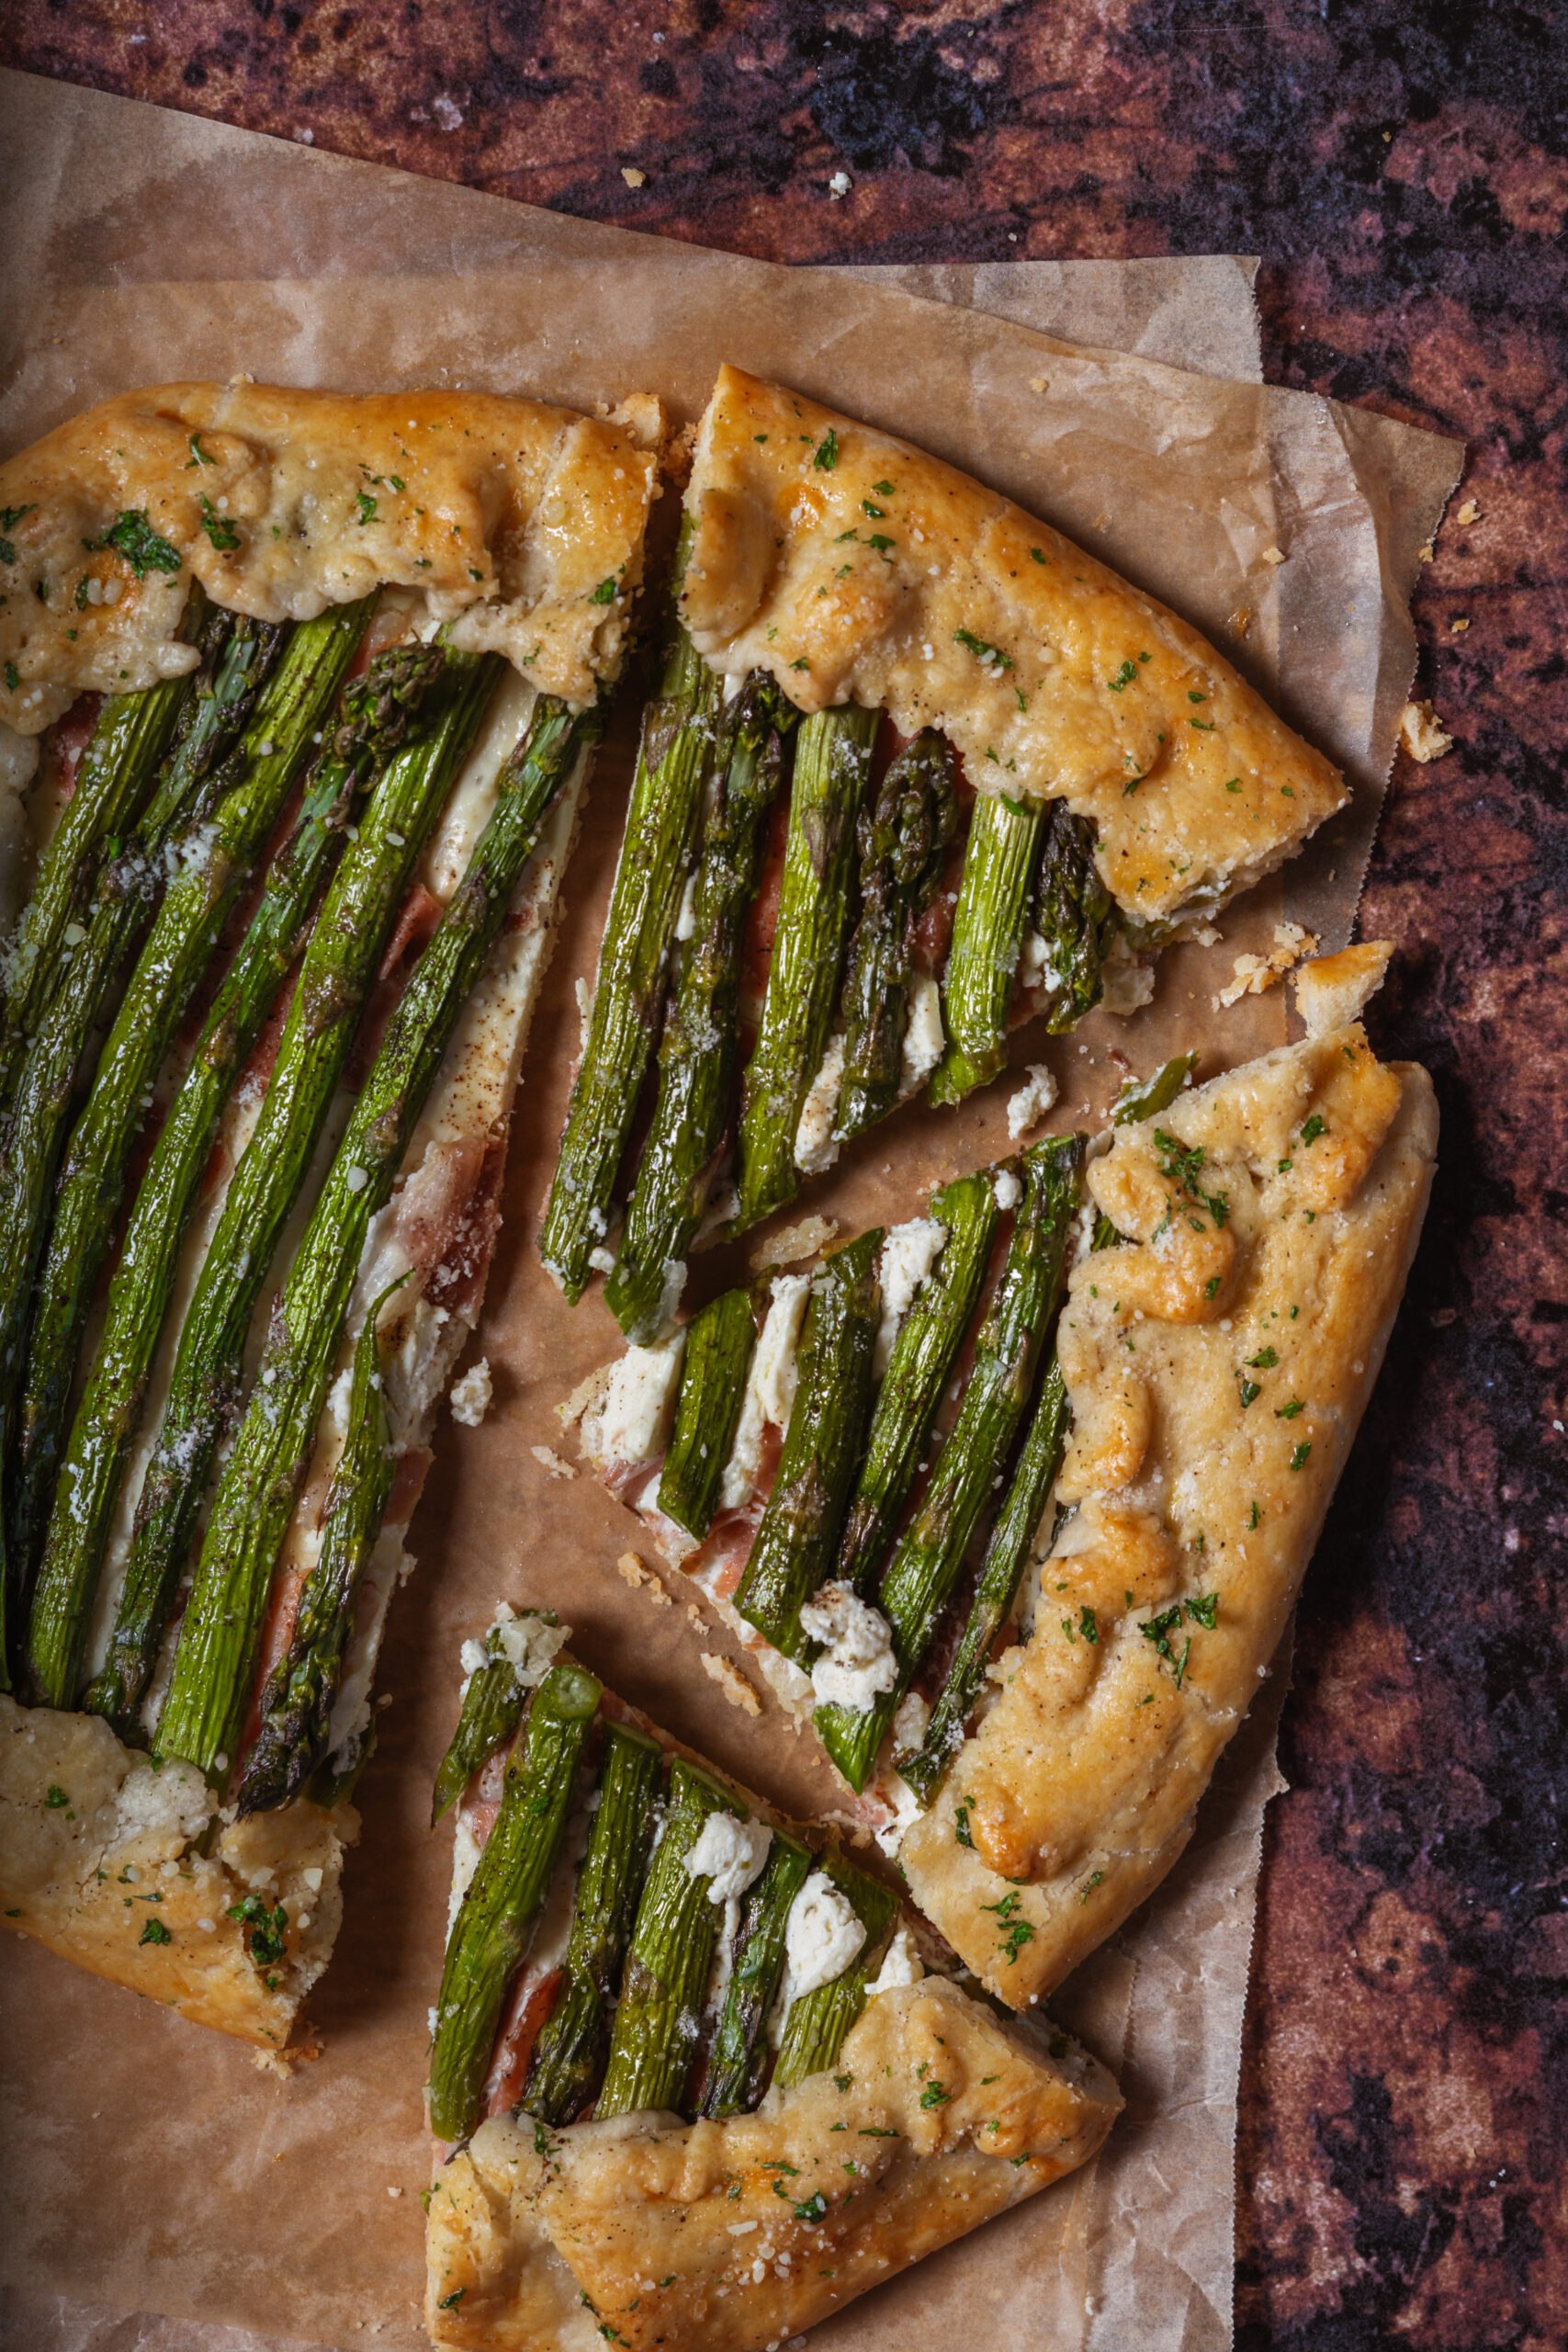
[1457,497,1482,526]
[1260,544,1286,567]
[750,1214,840,1272]
[1214,921,1318,1010]
[616,1550,671,1606]
[530,1445,576,1480]
[701,1653,762,1715]
[1398,699,1453,763]
[1226,605,1251,639]
[686,1603,708,1635]
[1029,375,1050,393]
[557,1364,610,1430]
[621,165,646,187]
[1417,540,1435,563]
[449,1358,492,1428]
[1450,616,1470,633]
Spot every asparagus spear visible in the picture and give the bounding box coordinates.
[154,693,600,1779]
[595,1758,746,2118]
[233,1274,408,1815]
[816,1136,1083,1792]
[1034,801,1115,1035]
[0,631,204,1100]
[521,1721,665,2125]
[1111,1050,1199,1125]
[73,645,483,1703]
[538,605,722,1302]
[426,1660,603,2143]
[698,1829,813,2118]
[734,1228,884,1661]
[60,711,416,1730]
[773,1853,898,2091]
[897,1354,1073,1805]
[430,1611,560,1826]
[733,704,879,1229]
[927,788,1047,1107]
[5,601,375,1600]
[655,1288,758,1543]
[834,1175,998,1599]
[604,675,792,1340]
[835,729,959,1140]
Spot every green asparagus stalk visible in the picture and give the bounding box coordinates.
[521,1721,665,2124]
[897,1355,1073,1805]
[427,1661,603,2143]
[430,1612,560,1826]
[834,1175,998,1599]
[595,1758,746,2119]
[61,709,416,1730]
[773,1853,898,2091]
[928,788,1047,1106]
[0,628,204,1099]
[233,1274,408,1815]
[1034,801,1115,1035]
[655,1288,758,1543]
[604,676,792,1340]
[733,703,879,1229]
[1111,1050,1199,1125]
[6,601,375,1601]
[73,646,485,1706]
[816,1136,1083,1792]
[538,605,722,1302]
[835,730,959,1140]
[734,1228,884,1661]
[698,1829,813,2118]
[154,692,601,1779]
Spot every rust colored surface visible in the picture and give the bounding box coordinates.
[2,4,1563,2345]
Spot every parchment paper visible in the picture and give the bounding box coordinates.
[0,68,1461,2352]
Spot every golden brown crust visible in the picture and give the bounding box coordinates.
[0,1694,354,2047]
[425,1978,1120,2352]
[899,1024,1438,2003]
[1,381,663,731]
[680,365,1346,920]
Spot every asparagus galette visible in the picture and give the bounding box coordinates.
[539,364,1348,1331]
[566,956,1436,2004]
[0,379,660,2045]
[423,1612,1121,2352]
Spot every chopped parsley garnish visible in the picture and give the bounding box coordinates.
[45,1784,70,1808]
[4,662,17,692]
[790,656,810,672]
[919,2080,953,2109]
[873,478,895,494]
[74,574,91,610]
[1078,1869,1104,1904]
[814,428,840,470]
[1275,1397,1305,1419]
[355,490,378,526]
[1106,658,1138,692]
[1140,1605,1191,1686]
[139,1918,172,1946]
[1185,1592,1219,1631]
[1153,1129,1230,1227]
[1078,1604,1098,1645]
[1188,689,1207,703]
[858,2126,901,2137]
[1247,1347,1278,1368]
[1224,776,1242,793]
[1301,1113,1327,1146]
[867,533,894,553]
[834,2074,852,2092]
[1249,1501,1261,1529]
[1030,546,1045,563]
[954,1803,975,1849]
[186,433,216,467]
[862,498,886,518]
[438,2289,465,2310]
[1237,1374,1261,1408]
[954,627,1013,671]
[94,510,182,578]
[588,575,618,605]
[198,495,241,552]
[1205,1272,1223,1298]
[794,2192,829,2222]
[1291,1441,1312,1470]
[834,527,859,543]
[227,1893,288,1966]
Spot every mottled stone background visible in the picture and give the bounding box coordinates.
[2,3,1563,2346]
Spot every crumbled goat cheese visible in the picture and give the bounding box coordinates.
[899,973,945,1092]
[993,1168,1022,1212]
[873,1770,924,1861]
[891,1690,930,1753]
[799,1581,897,1711]
[782,1871,865,2004]
[582,1331,685,1465]
[794,1033,846,1175]
[449,1357,492,1427]
[683,1813,773,1905]
[1007,1063,1058,1141]
[1100,932,1156,1016]
[1019,929,1061,992]
[719,1272,810,1509]
[868,1925,925,1996]
[872,1218,946,1378]
[458,1602,570,1700]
